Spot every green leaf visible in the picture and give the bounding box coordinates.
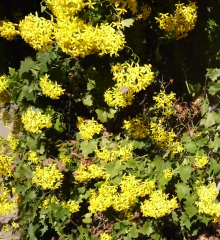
[96,109,108,122]
[121,18,134,27]
[209,81,220,95]
[184,142,197,153]
[21,85,35,101]
[125,158,137,169]
[204,112,217,128]
[201,99,209,116]
[184,205,198,219]
[80,140,98,157]
[151,232,160,240]
[105,162,125,178]
[180,212,191,230]
[200,215,210,225]
[9,67,15,76]
[178,165,193,183]
[96,108,116,123]
[139,221,153,236]
[54,117,66,132]
[27,136,38,151]
[208,159,220,175]
[82,213,92,224]
[129,225,138,238]
[55,208,69,220]
[87,82,95,90]
[37,51,57,64]
[208,136,220,151]
[195,136,208,147]
[181,133,191,143]
[172,212,179,223]
[175,183,191,201]
[206,68,220,81]
[83,95,93,106]
[19,57,38,77]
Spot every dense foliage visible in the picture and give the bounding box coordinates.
[1,0,220,240]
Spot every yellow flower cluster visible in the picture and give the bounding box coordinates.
[0,185,18,215]
[100,233,112,240]
[140,190,178,218]
[150,120,183,154]
[2,224,10,232]
[55,18,126,57]
[77,117,103,140]
[0,152,13,177]
[136,5,151,20]
[104,63,154,108]
[123,117,149,139]
[32,164,64,190]
[0,76,8,93]
[95,144,133,162]
[194,155,208,168]
[39,74,65,99]
[59,152,72,164]
[156,2,197,40]
[61,200,80,213]
[195,183,220,222]
[74,164,110,182]
[109,0,137,15]
[19,13,55,50]
[153,91,176,117]
[88,175,155,213]
[163,169,174,179]
[0,21,19,40]
[46,0,86,19]
[40,196,59,209]
[21,108,52,134]
[7,133,19,152]
[40,195,80,213]
[28,151,40,164]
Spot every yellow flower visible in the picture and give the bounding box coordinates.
[195,182,220,222]
[153,91,176,117]
[100,233,112,240]
[22,108,52,134]
[32,164,64,190]
[39,196,59,209]
[123,117,149,139]
[0,152,13,177]
[140,190,178,218]
[55,18,126,58]
[0,21,19,40]
[155,2,197,40]
[88,175,155,213]
[0,76,8,93]
[39,74,65,99]
[77,117,103,140]
[61,200,80,213]
[163,169,174,179]
[0,184,18,215]
[59,152,72,164]
[74,164,110,182]
[150,120,183,154]
[19,13,55,50]
[109,0,138,15]
[7,132,19,152]
[105,63,154,108]
[194,155,208,168]
[28,151,41,164]
[95,144,133,162]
